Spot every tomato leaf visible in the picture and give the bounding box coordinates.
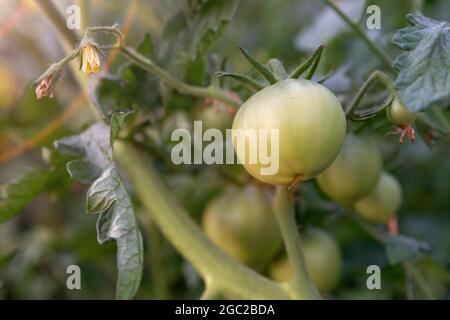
[0,151,70,224]
[385,234,431,265]
[54,123,143,300]
[88,164,144,300]
[0,168,50,224]
[93,34,160,118]
[392,14,450,112]
[110,111,136,145]
[162,0,240,62]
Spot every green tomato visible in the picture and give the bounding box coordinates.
[232,79,346,185]
[194,97,235,132]
[316,134,383,206]
[269,228,342,294]
[387,98,416,126]
[202,184,282,267]
[161,110,192,142]
[354,172,402,223]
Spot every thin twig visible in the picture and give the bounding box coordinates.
[321,0,394,72]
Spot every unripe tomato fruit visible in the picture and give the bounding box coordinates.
[194,92,238,132]
[387,98,416,126]
[316,134,382,206]
[202,184,282,267]
[232,79,346,185]
[269,228,342,294]
[161,110,192,142]
[354,172,402,223]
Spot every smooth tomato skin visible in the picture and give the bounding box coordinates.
[354,172,402,223]
[202,184,282,267]
[232,79,347,185]
[316,134,383,206]
[387,98,416,126]
[269,228,342,294]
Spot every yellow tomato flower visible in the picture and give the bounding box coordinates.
[81,43,101,74]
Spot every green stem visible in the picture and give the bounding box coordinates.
[78,0,89,32]
[405,262,436,299]
[273,186,321,300]
[34,0,80,46]
[86,25,124,47]
[321,0,394,72]
[346,70,397,117]
[113,141,290,300]
[119,46,241,109]
[141,214,170,299]
[35,0,102,120]
[267,59,288,81]
[200,284,221,300]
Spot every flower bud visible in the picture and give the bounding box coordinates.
[81,41,101,74]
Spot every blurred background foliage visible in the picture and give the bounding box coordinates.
[0,0,448,299]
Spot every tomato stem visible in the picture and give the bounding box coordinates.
[273,186,321,299]
[120,46,241,109]
[321,0,395,72]
[114,141,290,300]
[346,70,397,117]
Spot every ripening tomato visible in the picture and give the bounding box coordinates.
[316,134,382,206]
[354,172,402,223]
[202,184,282,267]
[232,79,346,186]
[269,228,342,294]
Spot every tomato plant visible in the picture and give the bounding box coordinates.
[0,0,448,302]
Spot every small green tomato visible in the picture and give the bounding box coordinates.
[387,98,416,126]
[354,172,402,223]
[269,228,342,294]
[316,134,383,206]
[232,79,346,186]
[202,184,282,267]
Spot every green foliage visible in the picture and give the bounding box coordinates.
[162,0,240,63]
[54,123,143,300]
[0,168,51,224]
[392,14,450,112]
[385,235,431,265]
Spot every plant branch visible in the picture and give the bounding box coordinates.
[321,0,394,72]
[346,70,397,117]
[34,0,80,46]
[35,0,102,119]
[120,46,241,108]
[273,186,321,299]
[114,141,290,299]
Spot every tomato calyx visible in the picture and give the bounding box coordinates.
[217,46,325,93]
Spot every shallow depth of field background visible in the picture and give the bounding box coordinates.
[0,0,448,299]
